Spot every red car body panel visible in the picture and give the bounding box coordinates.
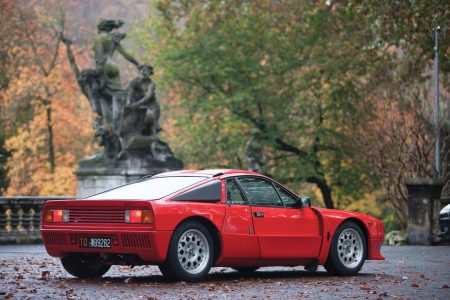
[311,208,385,264]
[41,169,384,268]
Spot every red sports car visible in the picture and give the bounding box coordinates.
[41,169,384,282]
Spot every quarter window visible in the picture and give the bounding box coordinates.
[226,178,246,205]
[237,177,282,207]
[275,185,298,208]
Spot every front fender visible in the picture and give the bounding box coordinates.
[311,207,385,264]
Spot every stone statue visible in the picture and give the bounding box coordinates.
[245,128,265,173]
[60,18,182,196]
[94,19,140,94]
[125,64,161,136]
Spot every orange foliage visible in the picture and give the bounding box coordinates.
[3,55,95,196]
[0,1,96,196]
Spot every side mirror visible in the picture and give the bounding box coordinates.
[299,196,311,208]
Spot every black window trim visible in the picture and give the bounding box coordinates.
[225,177,249,205]
[233,175,299,208]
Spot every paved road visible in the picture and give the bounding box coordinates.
[0,245,449,299]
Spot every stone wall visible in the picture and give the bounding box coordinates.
[0,196,72,244]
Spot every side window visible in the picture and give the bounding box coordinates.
[275,185,298,208]
[237,177,282,207]
[226,178,246,205]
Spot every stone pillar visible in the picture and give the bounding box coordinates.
[405,178,444,245]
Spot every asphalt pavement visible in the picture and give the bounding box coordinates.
[0,245,449,299]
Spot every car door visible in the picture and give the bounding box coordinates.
[236,176,322,259]
[221,178,260,259]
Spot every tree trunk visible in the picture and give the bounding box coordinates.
[45,100,55,173]
[307,176,334,209]
[275,138,335,209]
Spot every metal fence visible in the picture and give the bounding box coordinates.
[0,196,73,244]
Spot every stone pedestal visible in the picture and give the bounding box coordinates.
[405,178,444,245]
[76,147,183,198]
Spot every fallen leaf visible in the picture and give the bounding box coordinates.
[223,285,232,292]
[124,278,132,284]
[410,283,419,288]
[360,285,371,291]
[40,270,50,280]
[441,284,449,289]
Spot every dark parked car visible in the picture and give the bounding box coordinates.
[440,204,450,238]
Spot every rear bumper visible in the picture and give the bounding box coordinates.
[41,228,172,263]
[367,238,385,260]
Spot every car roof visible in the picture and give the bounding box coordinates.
[153,169,262,178]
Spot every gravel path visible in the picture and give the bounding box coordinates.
[0,245,449,299]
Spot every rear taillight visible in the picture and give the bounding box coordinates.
[44,209,69,223]
[125,210,153,224]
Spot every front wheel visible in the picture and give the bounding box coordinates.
[324,221,366,276]
[159,221,214,282]
[61,253,111,278]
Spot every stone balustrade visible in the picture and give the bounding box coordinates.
[0,196,73,244]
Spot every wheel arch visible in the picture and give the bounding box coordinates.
[341,218,369,259]
[175,216,222,263]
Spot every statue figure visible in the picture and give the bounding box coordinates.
[125,64,161,135]
[94,18,140,94]
[60,35,103,118]
[61,18,183,178]
[94,19,140,130]
[245,128,265,173]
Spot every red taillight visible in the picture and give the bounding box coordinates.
[125,210,153,224]
[53,210,63,222]
[44,209,68,223]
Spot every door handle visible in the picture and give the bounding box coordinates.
[253,212,264,218]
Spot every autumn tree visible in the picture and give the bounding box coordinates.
[0,134,11,195]
[135,0,388,208]
[349,0,450,225]
[0,1,95,195]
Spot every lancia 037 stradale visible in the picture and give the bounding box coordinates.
[41,169,384,282]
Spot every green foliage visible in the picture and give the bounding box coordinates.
[350,0,450,85]
[135,0,386,207]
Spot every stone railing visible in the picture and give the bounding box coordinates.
[0,196,73,244]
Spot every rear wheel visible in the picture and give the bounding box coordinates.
[159,221,214,282]
[232,266,259,273]
[324,221,366,276]
[61,253,110,278]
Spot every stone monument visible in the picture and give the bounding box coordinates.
[405,178,444,245]
[61,18,182,197]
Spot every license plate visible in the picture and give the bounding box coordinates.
[79,237,111,248]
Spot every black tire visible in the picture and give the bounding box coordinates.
[61,253,111,278]
[231,266,259,273]
[324,221,366,276]
[158,221,214,282]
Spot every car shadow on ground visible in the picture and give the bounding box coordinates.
[59,269,378,285]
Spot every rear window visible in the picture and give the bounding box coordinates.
[84,176,208,200]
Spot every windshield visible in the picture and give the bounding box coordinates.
[84,176,208,200]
